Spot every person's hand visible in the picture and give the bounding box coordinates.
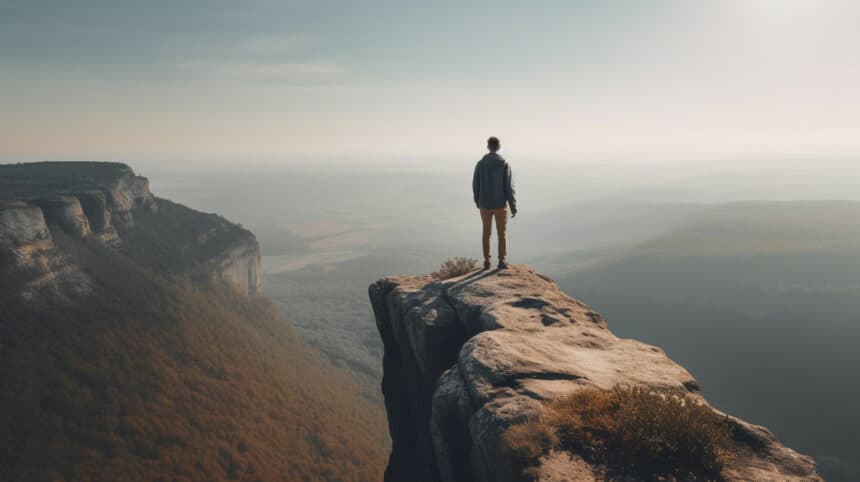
[511,209,517,218]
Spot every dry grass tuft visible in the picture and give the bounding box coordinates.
[502,385,735,478]
[503,418,559,463]
[431,257,479,280]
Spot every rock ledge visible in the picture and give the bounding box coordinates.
[370,265,820,482]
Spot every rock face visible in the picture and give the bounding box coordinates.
[214,241,262,297]
[1,162,260,298]
[103,171,157,230]
[370,265,821,482]
[32,196,92,239]
[76,190,120,244]
[0,202,53,265]
[0,162,155,251]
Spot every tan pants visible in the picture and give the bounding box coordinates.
[480,208,508,262]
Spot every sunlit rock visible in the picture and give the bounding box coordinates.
[370,265,821,481]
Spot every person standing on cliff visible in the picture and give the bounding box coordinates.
[473,136,517,270]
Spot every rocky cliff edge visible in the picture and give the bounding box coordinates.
[1,162,260,297]
[370,265,820,482]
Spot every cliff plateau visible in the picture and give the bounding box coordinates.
[0,162,260,297]
[370,265,821,481]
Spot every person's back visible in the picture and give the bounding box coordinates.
[472,136,517,269]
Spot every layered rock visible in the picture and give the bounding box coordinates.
[370,265,821,481]
[32,196,92,238]
[215,241,262,297]
[103,172,157,230]
[0,202,54,265]
[0,162,154,254]
[0,161,155,235]
[76,191,119,244]
[1,162,260,298]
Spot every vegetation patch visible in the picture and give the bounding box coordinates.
[0,161,134,202]
[431,257,479,280]
[503,385,734,479]
[504,418,559,462]
[0,211,388,482]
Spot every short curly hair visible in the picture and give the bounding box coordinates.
[487,136,500,152]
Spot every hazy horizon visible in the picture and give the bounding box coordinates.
[2,0,859,164]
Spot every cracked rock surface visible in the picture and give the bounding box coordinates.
[370,264,820,482]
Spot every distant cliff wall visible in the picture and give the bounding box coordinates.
[76,190,120,244]
[1,162,260,298]
[0,202,54,265]
[104,173,157,230]
[208,237,262,297]
[370,265,821,482]
[32,196,92,239]
[0,165,155,247]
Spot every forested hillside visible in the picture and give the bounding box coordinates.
[1,185,388,481]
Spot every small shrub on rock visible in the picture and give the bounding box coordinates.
[503,417,559,463]
[503,385,734,478]
[431,257,479,280]
[502,417,559,481]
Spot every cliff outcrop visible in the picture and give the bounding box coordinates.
[370,265,821,481]
[212,240,262,297]
[1,162,260,297]
[0,202,53,265]
[0,162,154,257]
[0,170,388,482]
[32,196,93,239]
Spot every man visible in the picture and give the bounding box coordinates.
[473,136,517,270]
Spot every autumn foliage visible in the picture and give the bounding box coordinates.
[0,219,387,481]
[503,385,734,479]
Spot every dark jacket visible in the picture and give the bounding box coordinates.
[473,152,517,212]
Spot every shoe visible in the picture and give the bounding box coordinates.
[483,260,491,270]
[498,260,509,270]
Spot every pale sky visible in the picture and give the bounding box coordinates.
[1,0,858,165]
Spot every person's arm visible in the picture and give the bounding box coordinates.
[505,163,517,216]
[472,162,481,208]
